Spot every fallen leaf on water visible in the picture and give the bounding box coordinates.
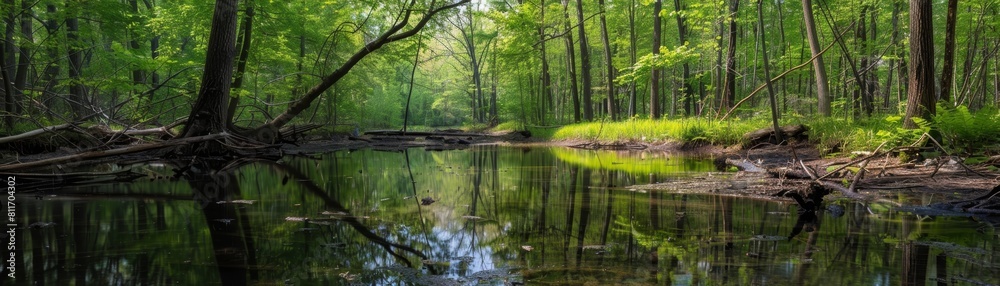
[521,245,533,251]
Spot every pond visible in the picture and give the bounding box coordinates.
[11,146,1000,285]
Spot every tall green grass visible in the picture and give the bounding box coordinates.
[492,105,1000,155]
[545,118,767,145]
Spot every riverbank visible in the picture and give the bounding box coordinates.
[288,125,1000,218]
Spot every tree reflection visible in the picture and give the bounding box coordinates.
[15,147,999,285]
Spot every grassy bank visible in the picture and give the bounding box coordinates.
[495,105,1000,155]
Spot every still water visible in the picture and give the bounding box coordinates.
[13,146,999,285]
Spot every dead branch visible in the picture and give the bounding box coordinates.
[0,123,78,144]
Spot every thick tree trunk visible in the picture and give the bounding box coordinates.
[801,0,831,116]
[575,0,593,121]
[939,0,958,103]
[178,0,240,139]
[904,0,935,129]
[650,0,662,119]
[598,0,615,120]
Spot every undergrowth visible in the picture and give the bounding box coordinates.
[490,104,1000,155]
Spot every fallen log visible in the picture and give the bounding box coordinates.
[0,133,227,171]
[364,130,487,137]
[742,124,809,145]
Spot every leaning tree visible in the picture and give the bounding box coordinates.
[0,0,470,170]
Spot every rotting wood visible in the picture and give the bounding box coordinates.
[0,123,78,144]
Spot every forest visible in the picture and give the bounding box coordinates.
[3,0,1000,284]
[0,0,997,148]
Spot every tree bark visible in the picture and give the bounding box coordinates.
[575,0,593,121]
[938,0,958,103]
[178,0,240,139]
[801,0,831,116]
[650,0,662,119]
[904,0,935,129]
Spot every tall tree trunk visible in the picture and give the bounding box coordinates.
[128,0,146,94]
[756,0,783,143]
[145,0,160,102]
[627,0,637,117]
[904,0,935,129]
[939,0,958,103]
[3,0,17,121]
[40,4,60,118]
[179,0,240,139]
[539,0,553,125]
[257,0,470,135]
[721,0,739,111]
[0,50,13,129]
[801,0,831,116]
[561,0,581,122]
[883,2,901,110]
[575,0,593,121]
[13,0,32,115]
[673,0,692,116]
[66,3,86,119]
[598,0,615,120]
[226,0,255,128]
[650,0,662,119]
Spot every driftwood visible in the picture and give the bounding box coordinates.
[570,142,646,150]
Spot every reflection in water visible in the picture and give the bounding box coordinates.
[14,146,1000,285]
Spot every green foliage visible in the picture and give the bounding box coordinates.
[548,118,763,145]
[933,104,1000,153]
[616,45,697,85]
